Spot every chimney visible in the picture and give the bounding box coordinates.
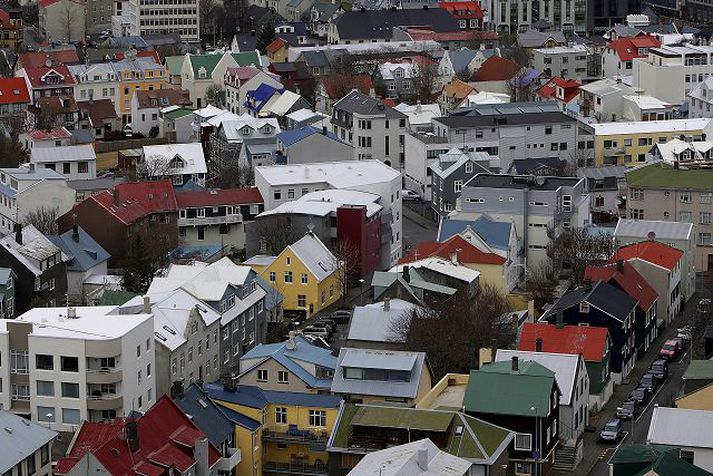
[113,189,120,207]
[125,420,139,452]
[13,223,22,245]
[170,380,184,399]
[556,310,565,329]
[322,125,328,135]
[72,223,79,243]
[383,297,390,312]
[286,330,297,350]
[511,356,519,373]
[67,307,77,319]
[143,296,151,314]
[194,437,210,476]
[402,265,410,282]
[416,447,429,471]
[535,337,543,352]
[304,166,310,178]
[222,373,237,392]
[616,259,624,273]
[450,251,458,265]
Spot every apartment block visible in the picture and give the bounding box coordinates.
[532,44,589,80]
[482,0,586,33]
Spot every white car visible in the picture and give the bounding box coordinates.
[401,189,420,201]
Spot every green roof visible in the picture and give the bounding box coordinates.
[610,444,677,465]
[683,360,713,380]
[98,290,138,306]
[626,163,713,192]
[163,107,194,120]
[231,51,260,67]
[189,54,223,77]
[164,56,185,75]
[351,406,454,432]
[612,445,713,476]
[637,452,713,476]
[463,361,556,417]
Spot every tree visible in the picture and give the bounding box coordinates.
[23,206,59,235]
[455,67,472,82]
[256,23,276,54]
[0,134,27,167]
[205,84,224,107]
[390,283,514,380]
[330,238,360,304]
[252,215,299,255]
[411,62,439,104]
[199,0,219,37]
[502,45,529,68]
[136,155,171,181]
[57,2,82,42]
[505,68,533,103]
[524,259,558,311]
[547,227,615,286]
[122,234,166,293]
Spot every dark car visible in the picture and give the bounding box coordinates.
[650,360,669,381]
[330,310,352,324]
[310,321,333,333]
[616,400,639,420]
[659,338,683,360]
[316,318,337,328]
[599,419,623,443]
[639,373,657,394]
[629,386,650,406]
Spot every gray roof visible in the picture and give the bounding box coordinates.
[464,173,581,191]
[31,144,96,163]
[312,1,341,22]
[67,176,125,191]
[173,383,235,448]
[577,165,628,180]
[331,348,428,399]
[614,218,693,241]
[0,410,56,472]
[0,268,12,284]
[333,8,460,40]
[516,29,566,48]
[334,90,407,119]
[300,50,330,68]
[448,49,477,74]
[451,101,561,117]
[647,407,713,449]
[289,232,338,282]
[347,299,417,344]
[48,226,111,272]
[543,281,637,323]
[436,110,574,128]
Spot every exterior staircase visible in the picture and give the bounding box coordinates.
[552,440,582,472]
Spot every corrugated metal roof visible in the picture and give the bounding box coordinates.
[614,218,693,241]
[0,411,56,472]
[647,407,713,449]
[341,348,418,371]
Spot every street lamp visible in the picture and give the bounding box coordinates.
[358,279,365,306]
[45,412,53,432]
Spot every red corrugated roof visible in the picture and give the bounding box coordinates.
[471,56,522,82]
[519,322,610,362]
[437,1,484,19]
[537,77,580,103]
[55,396,221,476]
[176,187,263,208]
[0,77,30,105]
[266,37,288,53]
[321,74,373,100]
[22,64,76,87]
[399,235,506,265]
[115,50,161,63]
[19,50,80,68]
[27,127,72,140]
[608,241,683,271]
[585,262,657,311]
[405,28,496,41]
[606,35,660,62]
[89,180,178,225]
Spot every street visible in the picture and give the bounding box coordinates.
[402,202,438,251]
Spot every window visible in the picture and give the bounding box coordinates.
[680,449,695,464]
[275,407,287,424]
[631,209,644,219]
[700,233,712,245]
[631,188,644,200]
[545,126,552,135]
[681,191,691,203]
[595,196,604,207]
[78,162,89,174]
[269,271,276,282]
[701,193,713,204]
[515,462,532,474]
[257,369,268,382]
[278,371,289,384]
[61,356,79,372]
[465,162,473,173]
[36,380,54,396]
[37,407,55,422]
[562,195,572,212]
[36,354,53,370]
[284,271,293,283]
[146,363,151,377]
[274,190,281,200]
[309,410,327,427]
[580,302,590,313]
[61,382,79,398]
[301,273,308,284]
[321,291,326,304]
[454,180,463,193]
[297,295,306,307]
[514,433,532,451]
[701,212,711,225]
[62,408,80,424]
[680,211,692,222]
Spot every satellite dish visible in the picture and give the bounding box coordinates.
[647,231,656,241]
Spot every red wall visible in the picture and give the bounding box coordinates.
[337,205,382,278]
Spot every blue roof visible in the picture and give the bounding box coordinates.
[173,384,235,447]
[175,179,206,192]
[48,227,110,272]
[171,244,225,262]
[277,126,341,147]
[448,49,477,74]
[218,405,262,431]
[438,215,511,251]
[245,83,284,112]
[205,383,342,409]
[239,335,336,389]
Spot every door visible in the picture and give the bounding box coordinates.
[198,365,203,381]
[708,254,713,271]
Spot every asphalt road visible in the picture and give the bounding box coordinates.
[402,202,438,251]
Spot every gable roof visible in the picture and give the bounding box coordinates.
[0,224,63,276]
[277,125,342,147]
[176,187,263,208]
[683,360,713,381]
[437,215,512,251]
[442,78,475,100]
[48,226,110,272]
[606,35,660,61]
[0,410,55,472]
[400,235,505,265]
[231,51,261,67]
[543,281,638,323]
[614,218,693,241]
[647,407,713,449]
[188,53,223,77]
[516,29,566,48]
[87,180,178,225]
[22,64,76,87]
[172,383,235,448]
[537,77,580,103]
[143,143,207,176]
[135,89,192,109]
[266,37,288,54]
[334,90,406,119]
[609,241,684,271]
[519,323,609,363]
[77,99,118,123]
[19,50,79,68]
[349,438,471,475]
[0,77,29,105]
[471,56,522,82]
[347,299,418,344]
[333,8,460,40]
[284,232,338,282]
[320,74,373,100]
[585,262,657,311]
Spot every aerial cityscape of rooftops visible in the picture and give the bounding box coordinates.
[4,0,713,474]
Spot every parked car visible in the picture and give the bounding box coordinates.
[317,318,337,328]
[599,419,623,443]
[616,400,639,420]
[310,321,333,334]
[302,326,329,337]
[401,189,421,201]
[697,298,712,314]
[659,338,683,360]
[639,373,657,394]
[677,326,692,344]
[650,360,669,381]
[330,310,352,324]
[629,386,650,406]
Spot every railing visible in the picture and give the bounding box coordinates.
[263,428,329,444]
[87,393,122,400]
[11,393,30,401]
[216,447,241,471]
[262,461,328,475]
[87,367,121,374]
[178,215,243,227]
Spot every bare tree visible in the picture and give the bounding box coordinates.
[23,206,59,235]
[569,148,594,169]
[330,238,359,304]
[252,215,299,255]
[136,155,171,181]
[57,2,82,42]
[524,259,558,311]
[26,106,60,132]
[547,227,615,286]
[205,84,224,107]
[502,45,529,67]
[390,283,514,380]
[505,68,533,103]
[411,62,439,104]
[455,67,472,82]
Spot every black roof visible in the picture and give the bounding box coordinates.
[333,7,460,40]
[508,158,566,175]
[173,383,235,448]
[464,173,580,191]
[544,281,638,322]
[334,90,406,118]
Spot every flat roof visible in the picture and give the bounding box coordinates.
[256,160,401,187]
[589,117,710,136]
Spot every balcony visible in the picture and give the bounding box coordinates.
[263,461,328,475]
[86,368,122,384]
[216,447,241,472]
[178,214,243,227]
[263,426,329,449]
[87,393,122,410]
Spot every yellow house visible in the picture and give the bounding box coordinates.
[206,381,342,476]
[588,118,709,167]
[113,56,167,124]
[248,232,344,318]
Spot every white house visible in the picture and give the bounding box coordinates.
[129,89,192,136]
[68,63,120,114]
[647,407,713,473]
[532,44,589,80]
[688,77,713,119]
[142,143,207,187]
[224,66,283,116]
[30,145,97,181]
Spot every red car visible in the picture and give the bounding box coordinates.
[659,338,682,360]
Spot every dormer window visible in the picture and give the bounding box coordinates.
[169,156,185,169]
[198,66,207,79]
[263,125,272,134]
[242,126,252,135]
[395,69,404,78]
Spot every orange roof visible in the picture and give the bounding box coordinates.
[321,74,373,99]
[608,241,683,271]
[437,1,484,19]
[442,78,475,100]
[399,235,506,265]
[471,56,522,82]
[585,262,657,311]
[266,37,288,54]
[0,78,29,105]
[519,322,610,362]
[537,77,580,103]
[606,35,660,62]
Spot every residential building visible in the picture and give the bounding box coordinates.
[159,106,194,143]
[373,61,422,99]
[516,29,567,58]
[646,407,713,473]
[56,181,179,268]
[0,167,75,236]
[38,0,85,43]
[236,332,337,393]
[112,55,167,124]
[254,160,403,265]
[370,267,458,306]
[0,410,55,476]
[689,77,713,119]
[48,225,110,302]
[541,281,638,382]
[210,114,281,171]
[403,131,450,200]
[27,95,78,131]
[285,108,330,130]
[16,64,76,104]
[77,99,121,140]
[464,358,561,476]
[254,232,342,318]
[393,103,441,133]
[275,126,354,164]
[0,306,154,431]
[145,257,268,371]
[130,89,192,136]
[207,382,341,476]
[0,78,30,134]
[389,258,480,298]
[457,174,590,267]
[576,166,627,222]
[430,148,492,218]
[331,90,408,166]
[609,240,684,326]
[624,163,713,275]
[54,395,239,474]
[346,299,418,349]
[308,1,343,38]
[331,348,433,406]
[438,1,484,29]
[621,95,674,121]
[437,47,478,79]
[0,269,16,319]
[142,143,207,187]
[0,6,23,50]
[224,66,282,115]
[532,44,589,79]
[681,360,713,396]
[578,77,638,123]
[519,323,613,411]
[314,74,374,115]
[327,404,513,476]
[535,77,580,113]
[601,36,660,78]
[494,349,589,446]
[68,63,120,114]
[243,83,284,118]
[347,438,470,475]
[432,102,577,172]
[468,55,526,95]
[30,145,97,181]
[176,187,264,253]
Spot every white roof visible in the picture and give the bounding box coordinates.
[647,407,713,449]
[286,108,328,122]
[378,62,415,80]
[614,218,693,241]
[389,258,480,284]
[259,189,382,218]
[393,103,441,126]
[242,254,277,267]
[288,40,441,62]
[220,113,281,140]
[341,348,418,371]
[461,91,510,107]
[589,117,710,136]
[0,225,63,276]
[256,160,401,188]
[579,77,636,95]
[193,104,225,119]
[0,411,56,472]
[11,306,151,340]
[267,90,303,116]
[31,145,96,163]
[622,95,671,110]
[533,44,588,54]
[143,143,207,175]
[287,232,338,283]
[348,299,417,343]
[347,438,471,476]
[652,138,713,163]
[494,349,582,406]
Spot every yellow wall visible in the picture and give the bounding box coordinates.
[260,247,343,317]
[463,262,506,293]
[675,384,713,411]
[234,424,263,476]
[117,66,167,120]
[594,128,707,166]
